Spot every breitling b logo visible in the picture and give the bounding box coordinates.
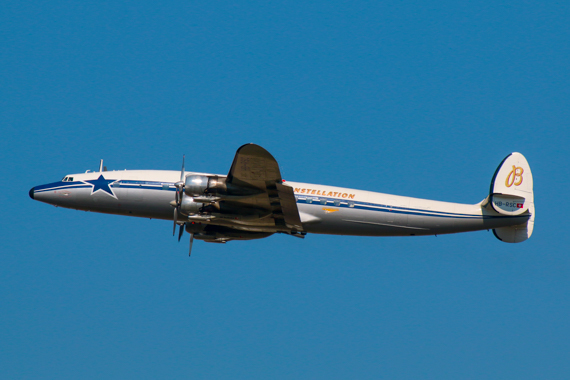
[505,165,524,188]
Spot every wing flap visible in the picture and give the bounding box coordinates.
[276,183,303,230]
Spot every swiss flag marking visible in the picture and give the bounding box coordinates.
[517,203,523,208]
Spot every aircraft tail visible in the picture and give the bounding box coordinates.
[487,152,535,243]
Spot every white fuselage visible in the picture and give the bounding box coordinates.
[31,170,528,237]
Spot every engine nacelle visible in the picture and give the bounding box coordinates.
[185,175,208,196]
[180,196,202,215]
[184,175,226,196]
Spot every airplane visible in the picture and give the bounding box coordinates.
[29,144,535,255]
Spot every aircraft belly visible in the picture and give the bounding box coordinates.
[299,203,413,236]
[55,187,174,220]
[116,188,174,219]
[298,202,530,237]
[55,188,119,212]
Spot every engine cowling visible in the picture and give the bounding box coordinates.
[180,196,202,215]
[185,175,208,196]
[184,175,226,196]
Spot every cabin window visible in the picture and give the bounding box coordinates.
[334,200,341,206]
[320,199,327,205]
[162,184,170,190]
[306,198,313,204]
[348,201,355,208]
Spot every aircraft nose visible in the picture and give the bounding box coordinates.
[29,187,35,200]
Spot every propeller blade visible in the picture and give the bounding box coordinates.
[189,233,194,256]
[172,156,186,242]
[173,208,178,236]
[180,155,185,182]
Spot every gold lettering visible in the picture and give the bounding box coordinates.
[294,188,301,193]
[348,194,355,199]
[327,191,333,196]
[317,190,322,195]
[311,190,316,195]
[342,193,348,198]
[505,166,524,187]
[333,192,338,197]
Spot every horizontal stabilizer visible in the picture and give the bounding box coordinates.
[493,203,535,243]
[490,193,528,216]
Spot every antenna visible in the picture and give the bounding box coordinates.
[99,159,103,173]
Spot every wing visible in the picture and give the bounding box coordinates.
[180,144,306,246]
[224,144,303,232]
[227,143,282,189]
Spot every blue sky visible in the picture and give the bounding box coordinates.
[1,1,569,378]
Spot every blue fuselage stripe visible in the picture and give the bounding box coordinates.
[35,180,517,220]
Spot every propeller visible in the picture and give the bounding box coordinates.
[171,155,196,257]
[173,155,185,236]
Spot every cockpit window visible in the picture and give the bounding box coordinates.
[68,177,73,182]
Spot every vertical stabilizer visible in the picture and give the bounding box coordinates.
[489,153,535,243]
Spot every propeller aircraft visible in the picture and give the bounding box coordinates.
[29,144,535,255]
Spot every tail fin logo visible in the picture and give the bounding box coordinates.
[505,166,524,187]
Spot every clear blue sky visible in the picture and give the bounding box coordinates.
[1,1,569,379]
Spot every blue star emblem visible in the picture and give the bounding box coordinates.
[83,175,118,198]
